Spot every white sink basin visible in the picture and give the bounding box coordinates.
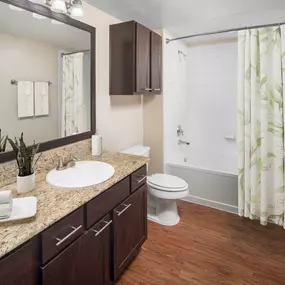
[46,161,115,188]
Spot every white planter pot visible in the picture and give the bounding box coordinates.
[17,173,36,194]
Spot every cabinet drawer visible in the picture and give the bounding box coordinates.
[41,207,84,264]
[86,176,130,228]
[131,165,147,193]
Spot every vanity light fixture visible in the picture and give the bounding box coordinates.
[69,0,84,17]
[50,0,67,13]
[27,0,84,17]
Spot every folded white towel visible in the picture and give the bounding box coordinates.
[17,81,34,118]
[35,82,49,116]
[0,190,13,218]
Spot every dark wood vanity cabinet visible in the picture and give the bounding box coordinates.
[110,21,162,95]
[42,214,112,285]
[0,166,147,285]
[113,184,147,280]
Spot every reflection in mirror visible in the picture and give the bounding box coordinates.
[0,1,91,152]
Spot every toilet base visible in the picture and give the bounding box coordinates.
[147,198,180,226]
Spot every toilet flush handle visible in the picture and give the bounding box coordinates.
[136,175,147,184]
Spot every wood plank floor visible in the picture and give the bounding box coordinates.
[117,201,285,285]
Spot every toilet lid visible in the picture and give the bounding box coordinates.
[147,174,188,192]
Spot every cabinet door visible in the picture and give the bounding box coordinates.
[42,214,112,285]
[151,32,162,93]
[0,239,38,285]
[113,184,147,280]
[136,23,151,93]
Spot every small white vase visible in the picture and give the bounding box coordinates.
[17,173,36,194]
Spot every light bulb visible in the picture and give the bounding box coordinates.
[70,0,83,17]
[51,0,67,13]
[8,5,24,11]
[32,13,47,19]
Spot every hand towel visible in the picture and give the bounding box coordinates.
[17,81,34,118]
[35,82,49,116]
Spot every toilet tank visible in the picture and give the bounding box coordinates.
[121,145,150,157]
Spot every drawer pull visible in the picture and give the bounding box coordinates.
[92,220,113,237]
[55,225,82,246]
[142,88,152,91]
[153,88,161,91]
[136,175,147,184]
[115,203,132,216]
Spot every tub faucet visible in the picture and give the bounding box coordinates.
[178,140,190,146]
[177,125,184,137]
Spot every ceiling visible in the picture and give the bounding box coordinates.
[86,0,285,41]
[0,2,90,50]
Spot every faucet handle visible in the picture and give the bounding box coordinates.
[56,158,64,170]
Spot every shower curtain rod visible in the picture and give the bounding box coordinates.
[165,21,285,44]
[61,50,90,56]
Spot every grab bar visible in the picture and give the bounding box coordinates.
[178,140,190,146]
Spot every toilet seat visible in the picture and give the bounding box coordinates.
[147,174,188,192]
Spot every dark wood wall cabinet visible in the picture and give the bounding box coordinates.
[110,21,162,95]
[0,165,148,285]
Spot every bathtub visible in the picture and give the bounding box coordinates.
[165,154,238,214]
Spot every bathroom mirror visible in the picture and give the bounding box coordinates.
[0,0,95,162]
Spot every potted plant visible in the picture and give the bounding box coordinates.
[0,129,8,153]
[8,133,41,194]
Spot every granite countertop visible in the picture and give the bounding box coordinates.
[0,152,149,259]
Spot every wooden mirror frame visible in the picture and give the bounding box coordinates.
[0,0,96,163]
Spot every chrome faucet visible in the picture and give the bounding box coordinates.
[177,125,184,137]
[56,155,78,171]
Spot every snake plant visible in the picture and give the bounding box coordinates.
[0,129,8,153]
[8,133,41,177]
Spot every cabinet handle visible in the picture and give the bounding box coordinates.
[153,88,161,91]
[136,175,147,184]
[55,225,82,246]
[92,220,112,237]
[142,88,152,91]
[115,203,132,216]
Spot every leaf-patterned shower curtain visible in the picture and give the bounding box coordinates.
[238,26,285,227]
[62,52,87,137]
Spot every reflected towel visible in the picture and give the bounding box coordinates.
[17,81,34,118]
[35,82,49,116]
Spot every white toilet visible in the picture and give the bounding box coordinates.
[122,145,189,226]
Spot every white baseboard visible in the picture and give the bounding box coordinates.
[182,195,238,214]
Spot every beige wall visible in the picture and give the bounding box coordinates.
[82,2,143,152]
[143,96,163,174]
[0,33,59,146]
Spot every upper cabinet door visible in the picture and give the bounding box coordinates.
[151,32,162,94]
[135,23,151,93]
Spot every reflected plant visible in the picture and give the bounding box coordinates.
[8,133,41,177]
[0,129,8,153]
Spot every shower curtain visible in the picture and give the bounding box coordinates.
[62,52,87,137]
[238,26,285,227]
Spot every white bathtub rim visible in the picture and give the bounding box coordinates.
[166,162,237,178]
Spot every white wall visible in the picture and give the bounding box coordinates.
[81,2,143,152]
[186,38,238,173]
[163,31,188,167]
